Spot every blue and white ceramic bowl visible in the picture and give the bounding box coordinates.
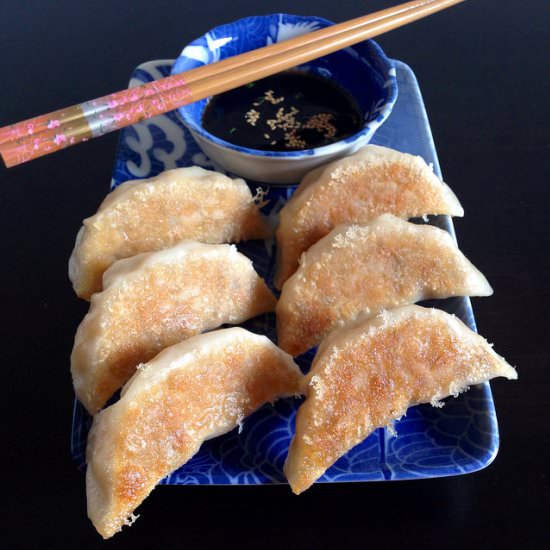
[171,14,398,184]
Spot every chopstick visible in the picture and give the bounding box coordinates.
[0,0,440,150]
[0,0,464,168]
[0,0,439,151]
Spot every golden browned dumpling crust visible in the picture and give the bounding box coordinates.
[276,215,492,356]
[72,241,276,414]
[284,306,517,495]
[69,166,271,299]
[275,144,463,288]
[86,328,303,538]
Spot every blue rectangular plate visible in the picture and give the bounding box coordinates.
[71,59,500,484]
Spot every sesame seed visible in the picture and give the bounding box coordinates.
[245,109,260,126]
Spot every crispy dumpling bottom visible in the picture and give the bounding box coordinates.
[86,328,303,538]
[72,241,276,414]
[69,166,271,299]
[284,305,517,494]
[275,144,464,288]
[276,215,492,356]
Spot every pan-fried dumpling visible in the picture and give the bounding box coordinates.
[72,241,276,414]
[69,166,271,299]
[86,328,303,538]
[284,305,517,494]
[275,144,463,288]
[276,214,492,356]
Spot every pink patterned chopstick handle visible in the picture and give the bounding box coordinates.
[0,74,192,168]
[80,74,194,136]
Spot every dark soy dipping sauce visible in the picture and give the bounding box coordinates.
[201,70,363,151]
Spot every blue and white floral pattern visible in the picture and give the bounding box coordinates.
[71,58,500,484]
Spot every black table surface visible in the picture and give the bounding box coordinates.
[1,1,548,548]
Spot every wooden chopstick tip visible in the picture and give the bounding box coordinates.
[0,148,14,169]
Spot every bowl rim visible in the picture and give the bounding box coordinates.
[171,13,398,159]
